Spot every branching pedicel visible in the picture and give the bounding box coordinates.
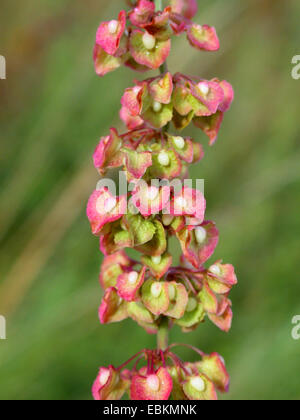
[87,0,237,400]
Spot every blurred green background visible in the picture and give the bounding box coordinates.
[1,0,300,400]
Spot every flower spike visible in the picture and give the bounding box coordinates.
[88,0,237,401]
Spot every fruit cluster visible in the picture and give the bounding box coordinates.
[88,0,237,400]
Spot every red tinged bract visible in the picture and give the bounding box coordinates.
[96,11,126,56]
[129,0,155,27]
[208,304,233,333]
[190,80,224,114]
[86,188,127,236]
[131,184,171,217]
[92,365,128,400]
[117,266,146,302]
[176,222,219,268]
[169,187,206,222]
[170,0,198,19]
[120,106,144,130]
[194,111,224,145]
[207,262,238,292]
[187,24,220,52]
[121,84,145,117]
[217,80,235,112]
[196,352,230,393]
[123,148,152,180]
[129,30,171,70]
[93,128,123,175]
[93,44,124,77]
[99,251,133,290]
[131,367,173,400]
[98,287,127,324]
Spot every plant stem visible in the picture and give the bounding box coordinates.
[157,317,169,350]
[155,0,163,13]
[156,3,168,74]
[155,0,170,352]
[159,62,168,74]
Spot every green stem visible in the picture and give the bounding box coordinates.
[155,0,170,351]
[155,0,163,12]
[159,62,168,74]
[157,317,169,351]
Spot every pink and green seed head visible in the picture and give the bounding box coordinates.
[90,0,236,401]
[96,10,127,56]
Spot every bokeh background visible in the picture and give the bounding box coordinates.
[1,0,300,400]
